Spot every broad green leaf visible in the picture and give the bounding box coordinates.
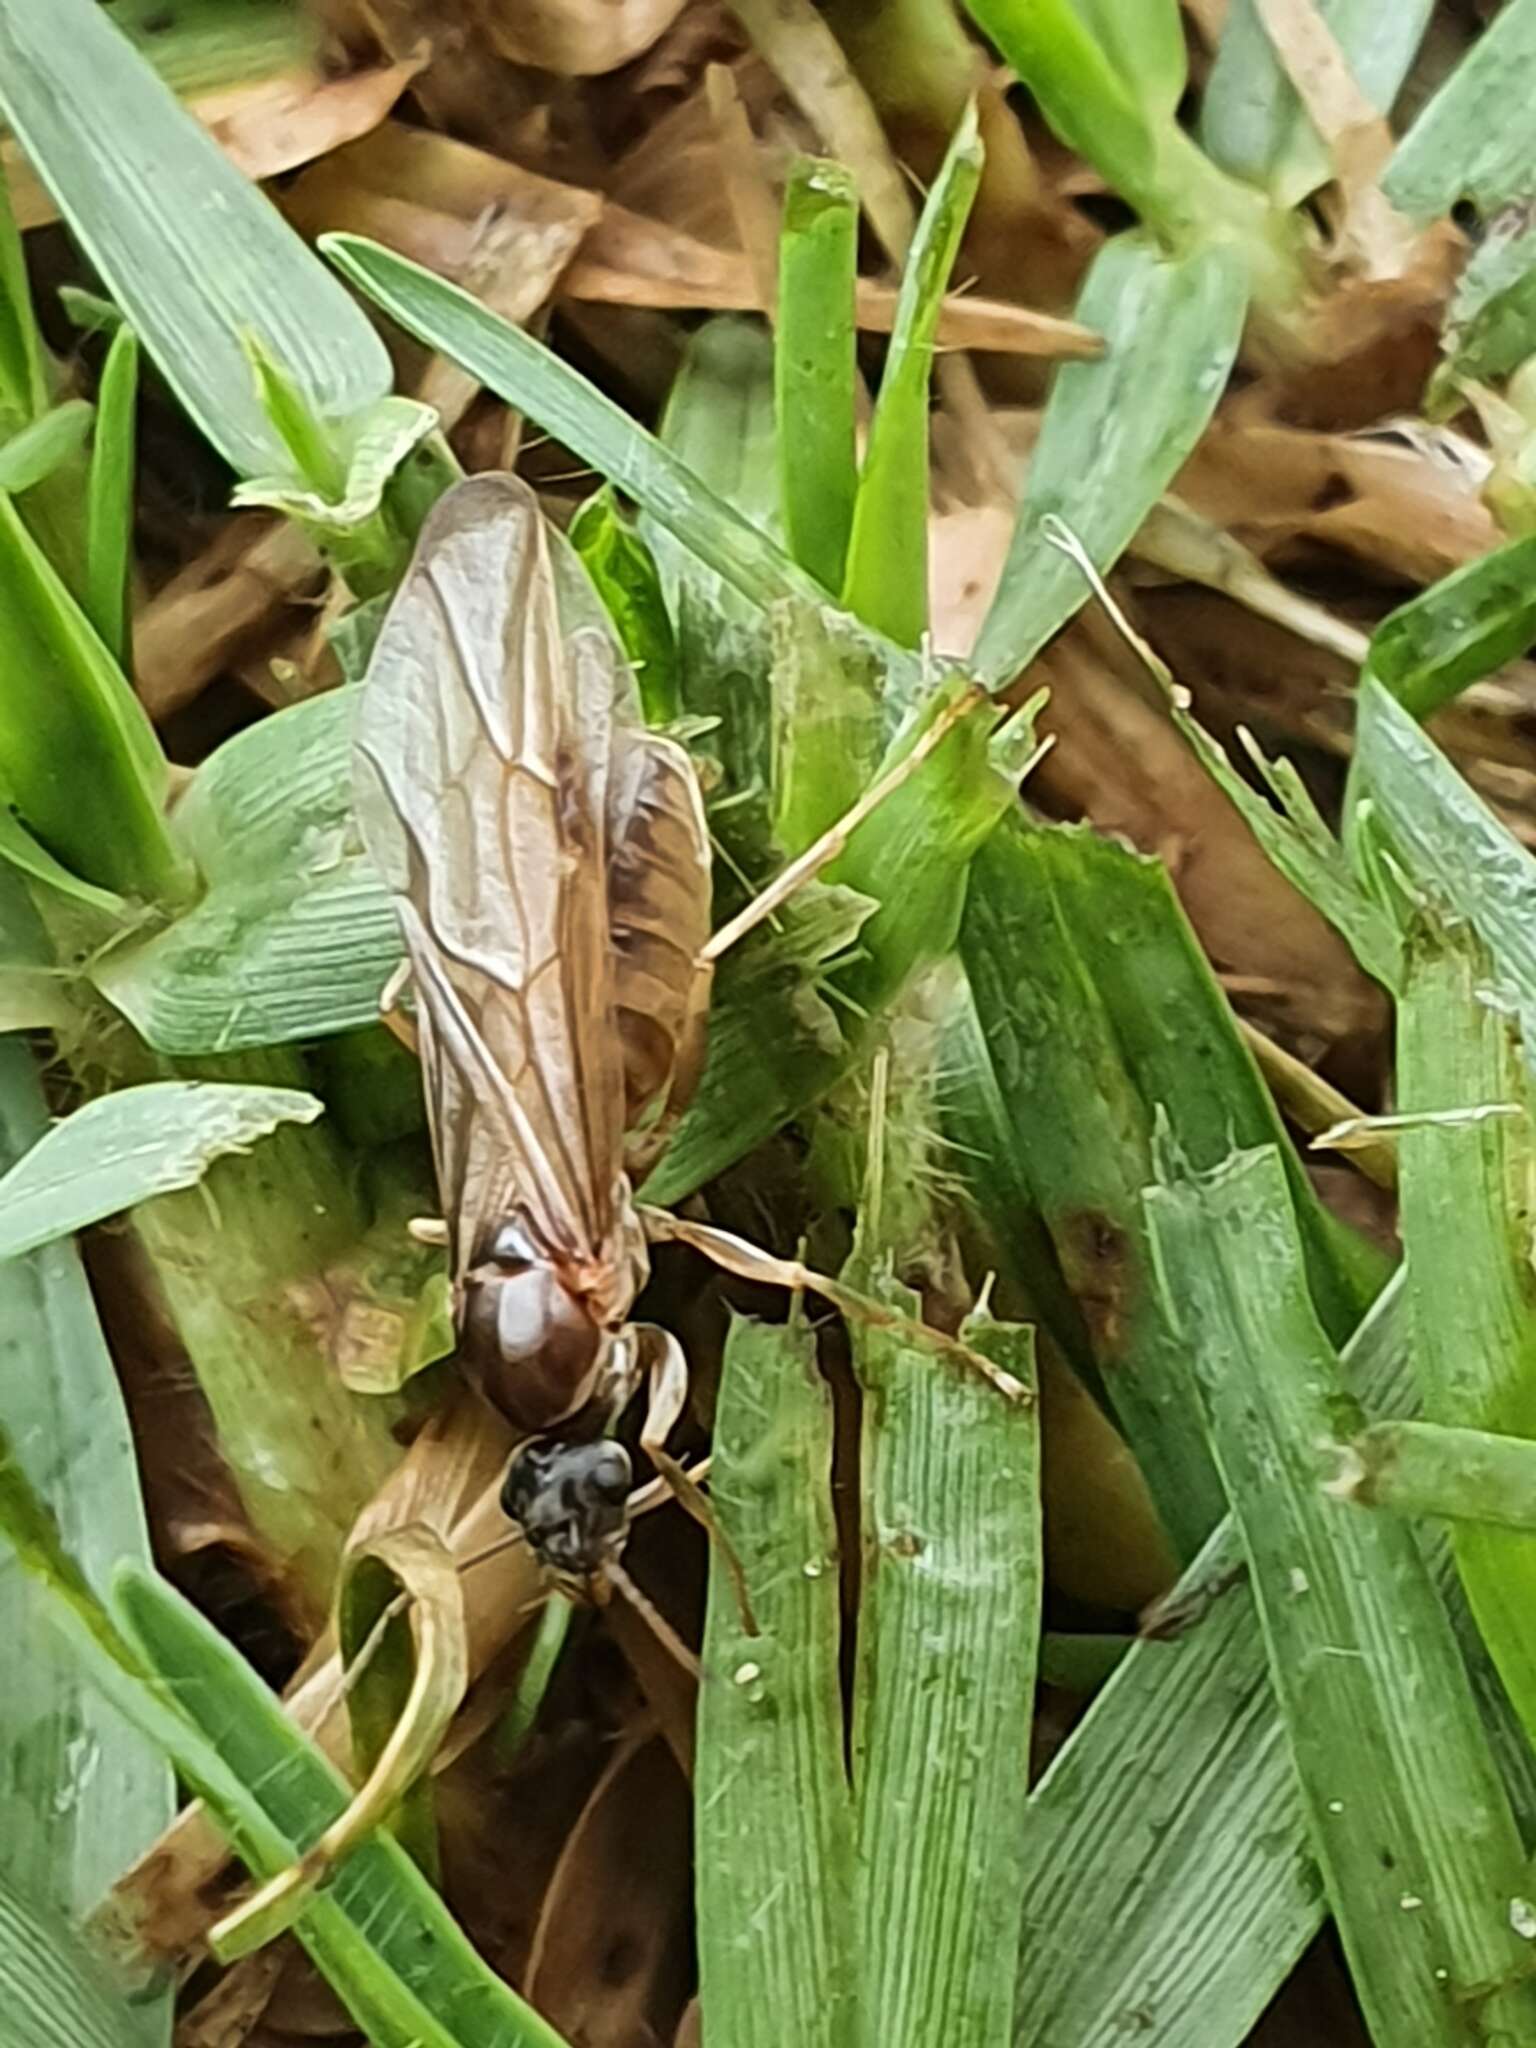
[841,103,982,648]
[1363,531,1536,718]
[1013,1270,1536,2046]
[0,491,185,903]
[235,393,435,595]
[0,402,91,494]
[0,1873,158,2048]
[0,0,391,479]
[973,233,1247,685]
[0,1080,322,1263]
[696,1313,855,2048]
[776,159,858,595]
[1146,1142,1536,2046]
[1203,0,1435,206]
[1386,0,1536,219]
[569,487,680,726]
[0,1034,170,1980]
[1397,915,1536,1746]
[94,688,397,1053]
[83,327,136,668]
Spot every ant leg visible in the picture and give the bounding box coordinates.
[640,1208,1029,1404]
[379,958,419,1055]
[632,1323,758,1636]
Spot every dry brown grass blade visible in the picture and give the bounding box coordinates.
[6,54,424,232]
[135,519,324,725]
[111,1394,542,1965]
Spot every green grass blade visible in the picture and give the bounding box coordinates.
[848,1272,1038,2048]
[1353,679,1536,1069]
[770,599,884,856]
[1176,714,1404,991]
[0,1873,158,2048]
[1013,1270,1536,2046]
[1069,0,1186,115]
[0,1034,170,1973]
[1203,0,1434,205]
[323,235,827,620]
[1363,532,1536,719]
[0,161,46,425]
[0,0,390,480]
[0,1079,321,1261]
[645,690,1034,1202]
[121,1071,417,1622]
[1343,1419,1536,1532]
[840,103,982,647]
[956,816,1384,1558]
[0,401,91,494]
[93,689,399,1053]
[83,326,137,669]
[696,1312,855,2048]
[0,490,186,904]
[972,233,1247,686]
[1146,1143,1536,2047]
[568,486,680,725]
[1386,0,1536,219]
[11,1518,572,2047]
[776,159,858,596]
[1396,914,1536,1744]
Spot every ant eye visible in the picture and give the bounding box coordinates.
[589,1445,632,1503]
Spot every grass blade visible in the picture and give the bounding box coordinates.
[848,1264,1038,2047]
[1341,1419,1536,1532]
[1013,1269,1536,2045]
[1362,532,1536,719]
[696,1312,855,2048]
[956,815,1384,1558]
[972,233,1247,686]
[1146,1142,1536,2047]
[0,0,391,479]
[1353,679,1536,1073]
[1396,914,1536,1744]
[568,487,680,726]
[0,1034,170,1961]
[0,490,186,903]
[323,234,827,621]
[94,689,400,1053]
[0,402,92,494]
[841,103,982,647]
[0,1465,573,2048]
[83,326,137,669]
[1386,0,1536,219]
[0,1080,321,1261]
[0,1873,157,2048]
[776,159,859,596]
[1203,0,1433,205]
